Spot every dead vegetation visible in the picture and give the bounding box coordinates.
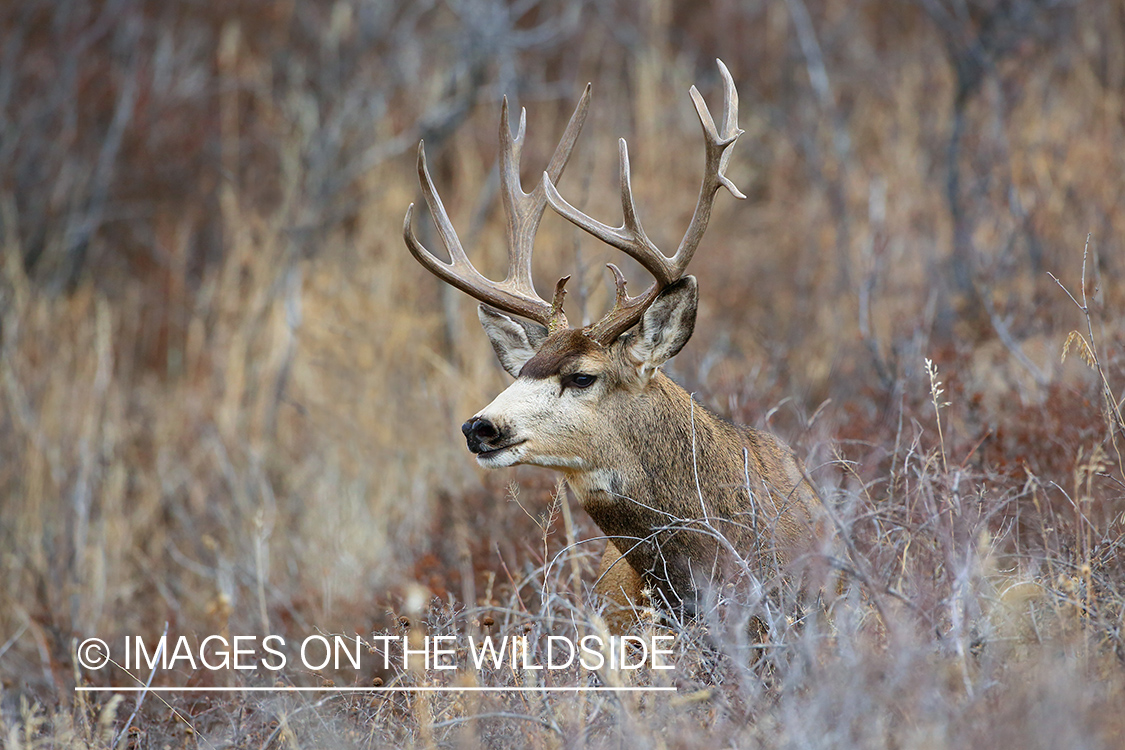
[1,0,1124,747]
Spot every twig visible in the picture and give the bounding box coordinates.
[430,710,563,735]
[925,358,950,474]
[257,696,337,750]
[800,469,895,637]
[1049,234,1125,475]
[114,621,167,749]
[0,621,27,661]
[978,284,1048,387]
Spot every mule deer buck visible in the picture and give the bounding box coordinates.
[403,61,823,626]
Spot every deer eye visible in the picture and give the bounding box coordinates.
[562,373,597,390]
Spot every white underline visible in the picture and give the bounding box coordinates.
[75,686,677,693]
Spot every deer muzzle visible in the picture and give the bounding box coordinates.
[462,416,503,454]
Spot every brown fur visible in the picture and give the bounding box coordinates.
[563,367,821,617]
[519,329,601,379]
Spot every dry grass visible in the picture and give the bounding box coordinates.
[2,0,1124,747]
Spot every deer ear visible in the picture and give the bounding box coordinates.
[626,276,697,375]
[478,305,548,377]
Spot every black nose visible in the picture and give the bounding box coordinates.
[462,417,500,451]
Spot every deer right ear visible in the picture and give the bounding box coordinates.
[478,305,548,377]
[626,276,698,377]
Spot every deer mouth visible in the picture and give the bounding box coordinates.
[475,440,526,461]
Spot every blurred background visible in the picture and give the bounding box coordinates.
[1,0,1123,737]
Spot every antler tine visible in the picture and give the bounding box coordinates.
[404,141,561,327]
[545,138,675,285]
[497,96,532,292]
[544,84,593,189]
[403,142,479,286]
[499,87,591,315]
[544,59,745,345]
[671,58,746,271]
[403,86,593,332]
[715,59,745,194]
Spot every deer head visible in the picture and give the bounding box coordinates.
[403,60,744,474]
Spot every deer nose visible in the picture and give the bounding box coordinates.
[462,417,500,449]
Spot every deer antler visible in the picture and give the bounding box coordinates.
[544,59,745,345]
[403,86,592,333]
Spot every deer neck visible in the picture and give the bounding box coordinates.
[564,373,742,527]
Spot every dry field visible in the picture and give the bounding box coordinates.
[2,1,1124,747]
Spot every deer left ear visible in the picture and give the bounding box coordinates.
[479,305,548,377]
[626,276,697,375]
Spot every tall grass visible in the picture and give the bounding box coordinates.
[2,0,1123,747]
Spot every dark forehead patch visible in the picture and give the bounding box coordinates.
[519,329,601,379]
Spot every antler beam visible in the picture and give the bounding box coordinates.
[403,85,592,332]
[543,59,745,345]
